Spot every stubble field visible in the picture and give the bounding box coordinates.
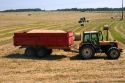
[0,12,125,83]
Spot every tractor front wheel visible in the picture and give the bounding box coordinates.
[107,47,120,59]
[79,45,95,59]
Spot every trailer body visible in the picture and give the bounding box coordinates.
[14,30,74,49]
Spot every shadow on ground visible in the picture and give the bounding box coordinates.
[3,53,108,61]
[3,54,67,60]
[70,54,107,60]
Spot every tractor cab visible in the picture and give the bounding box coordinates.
[82,31,102,51]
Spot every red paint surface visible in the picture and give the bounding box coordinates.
[13,30,74,49]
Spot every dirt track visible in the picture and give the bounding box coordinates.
[0,43,125,83]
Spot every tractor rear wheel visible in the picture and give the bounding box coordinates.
[25,47,36,57]
[79,45,95,59]
[107,47,120,59]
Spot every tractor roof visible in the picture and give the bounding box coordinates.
[84,31,99,34]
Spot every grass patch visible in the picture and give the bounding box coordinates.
[0,39,12,46]
[110,21,125,42]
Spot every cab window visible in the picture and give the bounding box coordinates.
[91,33,99,45]
[84,33,90,42]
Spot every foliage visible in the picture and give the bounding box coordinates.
[2,8,44,12]
[57,7,125,12]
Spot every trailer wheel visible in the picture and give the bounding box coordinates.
[25,47,36,57]
[37,48,47,58]
[79,45,95,59]
[107,47,120,59]
[47,49,52,55]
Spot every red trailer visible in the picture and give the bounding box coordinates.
[14,29,74,57]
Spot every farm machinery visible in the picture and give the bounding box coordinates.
[13,26,122,60]
[78,17,89,26]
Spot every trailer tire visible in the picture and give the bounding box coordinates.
[79,45,95,59]
[47,49,52,55]
[37,48,47,58]
[107,47,120,59]
[25,47,36,57]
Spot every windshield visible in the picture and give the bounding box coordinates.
[84,33,90,43]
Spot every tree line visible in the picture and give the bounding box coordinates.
[57,7,125,12]
[2,8,45,12]
[1,7,125,12]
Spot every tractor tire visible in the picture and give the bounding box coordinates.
[78,20,82,23]
[47,49,52,55]
[79,45,95,59]
[105,51,109,56]
[37,47,48,58]
[25,47,36,57]
[81,24,84,26]
[107,47,120,59]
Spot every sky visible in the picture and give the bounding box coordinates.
[0,0,124,10]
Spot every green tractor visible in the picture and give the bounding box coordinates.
[78,26,122,59]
